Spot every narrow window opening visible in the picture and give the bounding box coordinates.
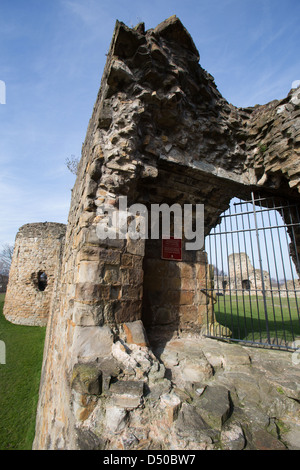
[38,272,47,291]
[242,279,251,291]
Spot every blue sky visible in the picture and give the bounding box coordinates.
[0,0,299,247]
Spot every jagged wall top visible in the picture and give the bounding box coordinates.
[16,222,67,240]
[77,16,250,204]
[76,15,300,204]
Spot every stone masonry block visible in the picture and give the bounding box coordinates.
[122,320,149,347]
[163,290,194,306]
[114,300,142,324]
[71,326,114,363]
[75,283,110,302]
[178,305,198,324]
[71,363,102,395]
[77,261,102,283]
[109,381,144,409]
[180,263,194,279]
[79,246,121,264]
[121,268,144,287]
[126,237,145,256]
[73,301,104,326]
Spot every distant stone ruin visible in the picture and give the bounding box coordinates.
[214,252,300,297]
[3,16,299,449]
[3,223,66,326]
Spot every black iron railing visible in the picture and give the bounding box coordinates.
[204,192,300,351]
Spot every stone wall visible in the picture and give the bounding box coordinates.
[142,240,214,337]
[33,17,300,449]
[223,252,271,295]
[3,222,66,326]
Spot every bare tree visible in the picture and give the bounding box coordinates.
[214,265,227,277]
[0,244,14,275]
[65,155,80,176]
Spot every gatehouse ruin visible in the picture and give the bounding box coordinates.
[2,16,300,449]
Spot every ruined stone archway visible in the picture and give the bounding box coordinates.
[30,17,300,449]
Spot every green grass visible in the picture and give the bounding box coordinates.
[214,293,300,345]
[0,294,46,450]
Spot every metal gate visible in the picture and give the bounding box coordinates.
[204,192,300,351]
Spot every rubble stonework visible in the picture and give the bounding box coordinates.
[28,17,300,449]
[3,222,66,326]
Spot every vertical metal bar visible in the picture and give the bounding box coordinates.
[246,197,263,343]
[215,220,223,337]
[207,229,213,336]
[224,205,235,337]
[272,199,294,345]
[258,196,279,346]
[204,234,209,336]
[234,200,248,339]
[266,199,287,346]
[228,203,241,339]
[277,198,297,343]
[239,199,255,342]
[218,211,229,334]
[212,223,218,336]
[251,192,271,344]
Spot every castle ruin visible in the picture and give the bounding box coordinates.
[214,252,300,298]
[2,16,300,449]
[3,223,66,326]
[214,252,272,295]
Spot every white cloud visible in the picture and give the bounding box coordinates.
[292,80,300,89]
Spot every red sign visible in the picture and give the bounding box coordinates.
[161,237,182,261]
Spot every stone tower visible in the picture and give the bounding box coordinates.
[31,17,300,449]
[228,252,271,293]
[3,222,66,326]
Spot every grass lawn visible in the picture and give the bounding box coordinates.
[0,293,46,450]
[213,293,300,345]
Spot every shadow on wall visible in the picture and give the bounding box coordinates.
[142,239,181,351]
[141,237,212,352]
